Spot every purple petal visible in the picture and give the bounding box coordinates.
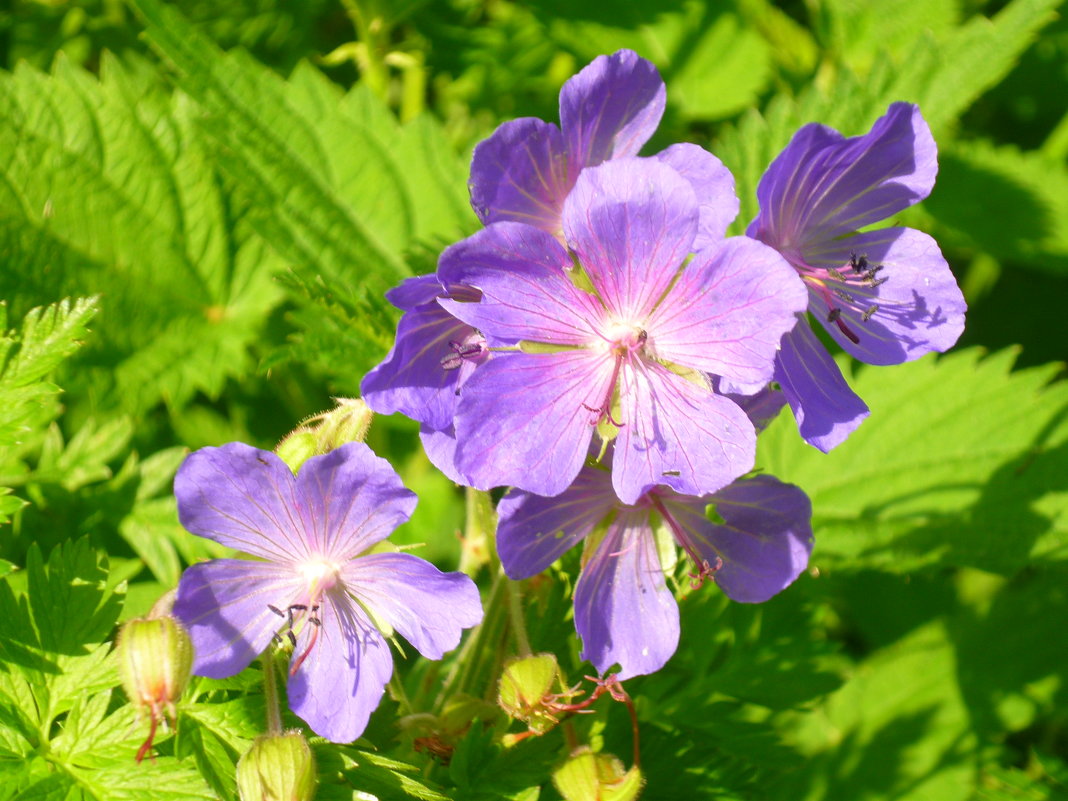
[361,300,483,429]
[468,118,571,233]
[574,509,678,679]
[775,319,869,452]
[175,444,312,563]
[613,363,755,503]
[437,222,600,347]
[750,102,937,247]
[496,465,618,579]
[653,143,739,248]
[807,228,966,365]
[659,475,813,603]
[295,443,417,560]
[418,424,468,485]
[173,559,299,678]
[287,592,394,743]
[453,351,610,495]
[560,49,666,169]
[385,274,445,312]
[342,553,481,659]
[563,158,698,319]
[649,236,808,386]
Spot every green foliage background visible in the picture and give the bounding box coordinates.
[0,0,1066,799]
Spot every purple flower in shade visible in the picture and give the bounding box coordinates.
[438,157,808,503]
[171,442,482,743]
[470,48,738,248]
[496,458,813,679]
[747,102,967,452]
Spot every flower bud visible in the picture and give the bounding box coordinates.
[116,614,193,762]
[276,398,374,472]
[552,748,644,801]
[236,731,317,801]
[498,653,568,735]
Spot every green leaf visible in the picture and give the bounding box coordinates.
[0,539,122,737]
[0,298,97,449]
[0,52,284,416]
[757,347,1068,574]
[927,139,1068,275]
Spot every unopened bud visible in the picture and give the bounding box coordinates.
[498,653,570,735]
[117,614,193,762]
[236,731,317,801]
[552,748,644,801]
[276,398,374,472]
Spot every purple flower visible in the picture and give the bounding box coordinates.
[172,442,483,743]
[748,102,967,451]
[440,157,807,502]
[497,461,813,679]
[470,49,738,246]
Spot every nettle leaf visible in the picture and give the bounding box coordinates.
[926,139,1068,276]
[770,622,977,801]
[0,298,97,450]
[757,347,1068,574]
[129,0,477,382]
[0,53,284,417]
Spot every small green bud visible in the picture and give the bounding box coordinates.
[552,748,644,801]
[116,614,193,762]
[276,398,375,472]
[498,653,569,735]
[236,731,317,801]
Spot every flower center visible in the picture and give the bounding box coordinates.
[793,251,888,344]
[266,559,342,675]
[584,323,648,427]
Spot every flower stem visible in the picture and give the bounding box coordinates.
[505,577,532,656]
[262,647,284,735]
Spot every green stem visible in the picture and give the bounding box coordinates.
[262,648,283,735]
[341,0,389,100]
[505,577,532,656]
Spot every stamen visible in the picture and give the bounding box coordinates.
[827,308,842,323]
[833,288,855,303]
[833,314,861,344]
[862,304,879,322]
[827,267,847,282]
[441,340,484,370]
[849,252,869,273]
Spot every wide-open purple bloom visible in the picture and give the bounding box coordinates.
[172,442,482,743]
[497,461,813,679]
[470,48,738,247]
[748,102,967,451]
[440,157,807,503]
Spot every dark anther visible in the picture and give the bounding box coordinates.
[287,630,297,647]
[862,304,879,322]
[309,617,322,626]
[827,307,842,323]
[833,288,855,303]
[441,340,483,370]
[268,604,285,618]
[849,252,869,273]
[868,276,888,288]
[828,267,847,282]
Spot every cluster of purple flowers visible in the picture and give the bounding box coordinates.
[362,49,964,680]
[170,49,965,745]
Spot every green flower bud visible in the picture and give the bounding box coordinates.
[552,748,644,801]
[498,653,569,735]
[116,614,193,762]
[276,398,374,472]
[236,731,317,801]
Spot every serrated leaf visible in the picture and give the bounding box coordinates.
[0,298,97,448]
[0,52,284,416]
[128,0,409,347]
[757,347,1068,574]
[927,139,1068,275]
